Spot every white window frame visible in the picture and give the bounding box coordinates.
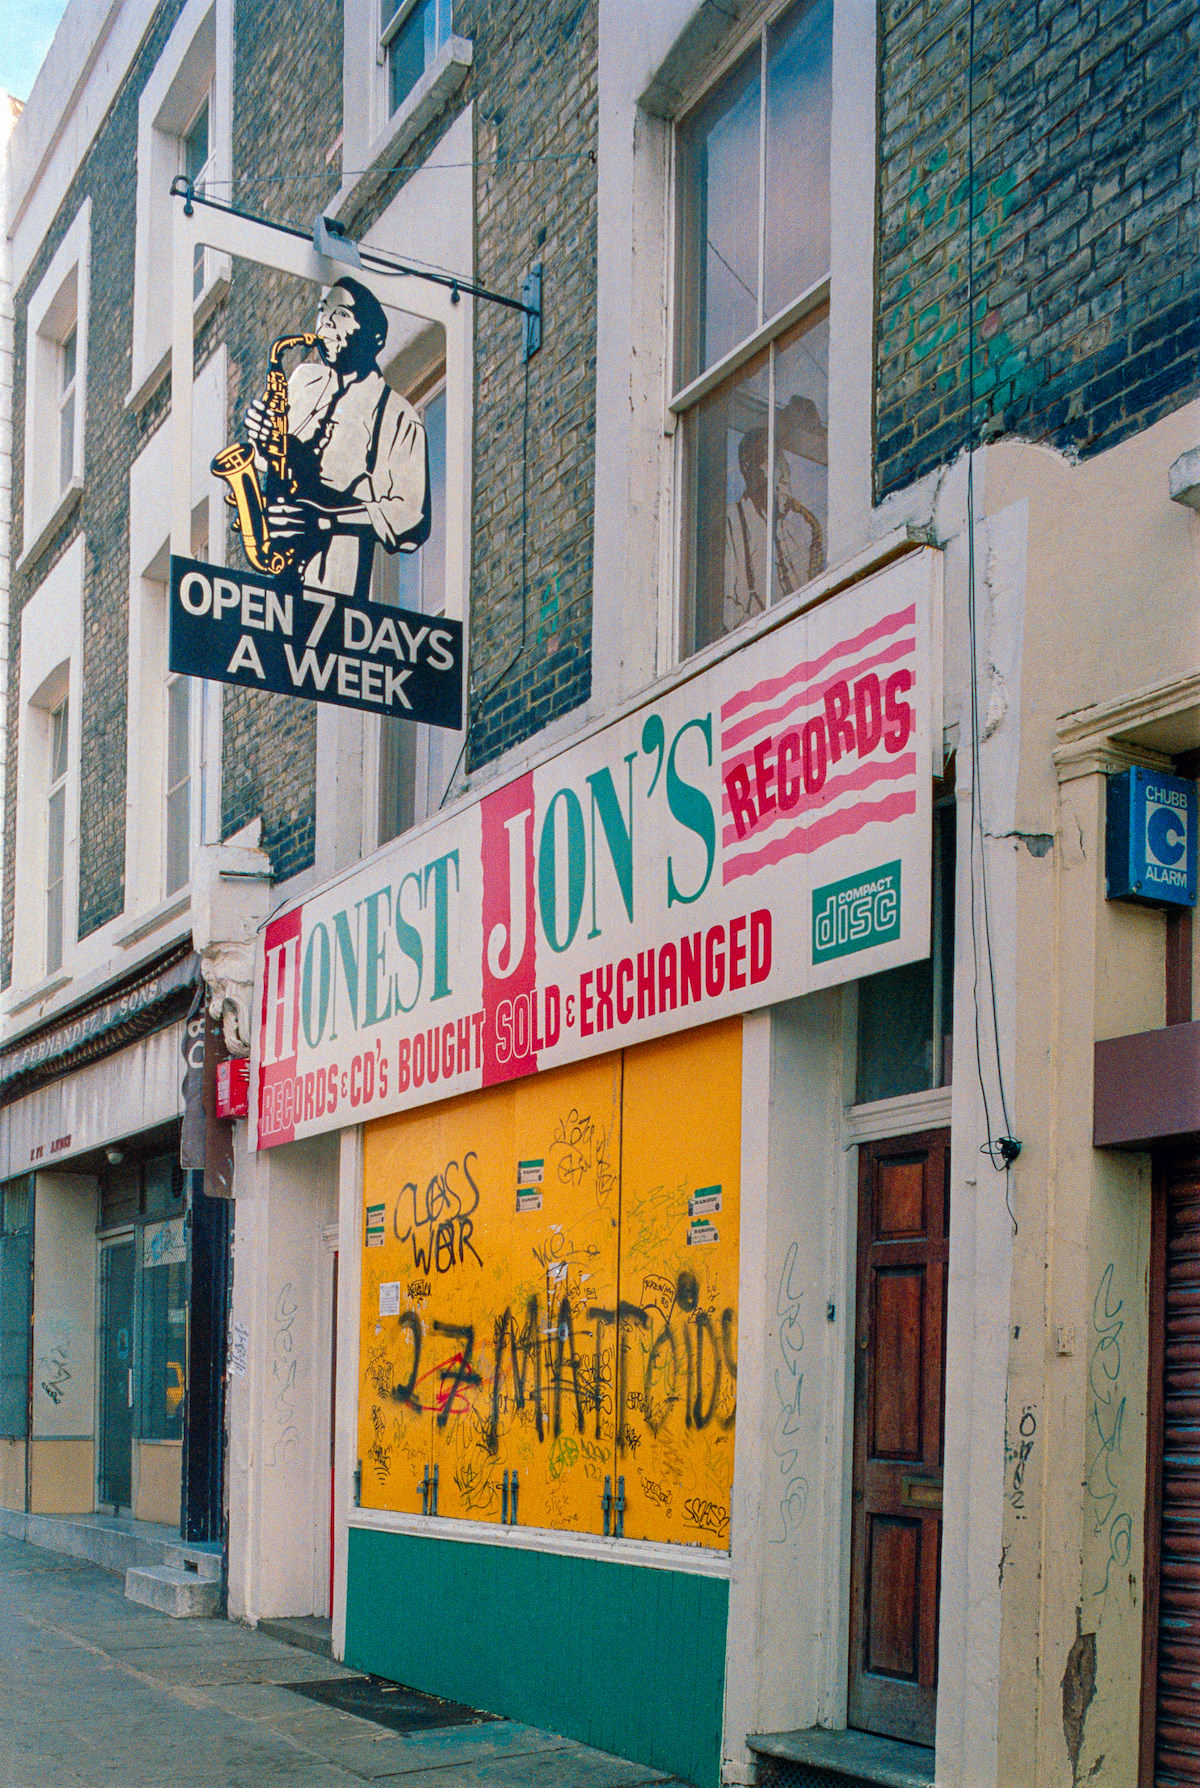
[337,0,471,219]
[667,0,833,660]
[638,0,876,678]
[123,349,227,930]
[129,0,232,408]
[20,199,90,567]
[370,357,460,847]
[12,538,83,995]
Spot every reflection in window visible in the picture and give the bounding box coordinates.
[377,383,458,843]
[383,0,451,116]
[165,672,190,896]
[139,1156,187,1443]
[46,697,69,974]
[184,96,211,300]
[58,327,77,492]
[674,0,833,656]
[855,797,956,1105]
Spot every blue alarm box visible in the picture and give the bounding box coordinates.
[1106,766,1198,907]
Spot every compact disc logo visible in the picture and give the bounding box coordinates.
[1145,791,1187,871]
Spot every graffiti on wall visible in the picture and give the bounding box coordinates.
[358,1022,742,1548]
[1085,1263,1133,1604]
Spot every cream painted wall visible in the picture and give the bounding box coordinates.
[31,1171,96,1445]
[30,1438,93,1514]
[0,1438,25,1511]
[227,1129,339,1623]
[723,992,853,1781]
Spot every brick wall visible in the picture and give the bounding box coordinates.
[875,0,1200,498]
[463,0,598,768]
[218,0,343,876]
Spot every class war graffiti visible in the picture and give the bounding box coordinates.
[375,1266,737,1457]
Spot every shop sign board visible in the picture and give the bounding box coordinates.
[253,549,937,1149]
[168,556,463,728]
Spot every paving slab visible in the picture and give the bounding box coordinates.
[0,1531,695,1788]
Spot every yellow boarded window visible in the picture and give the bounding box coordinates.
[358,1018,741,1549]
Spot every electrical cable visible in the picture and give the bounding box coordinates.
[204,149,596,190]
[963,0,1021,1208]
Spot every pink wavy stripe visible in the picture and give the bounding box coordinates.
[720,632,915,758]
[721,788,918,884]
[720,602,917,732]
[721,751,917,846]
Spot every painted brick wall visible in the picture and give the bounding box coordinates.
[875,0,1200,498]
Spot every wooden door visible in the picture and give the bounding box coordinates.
[848,1130,949,1745]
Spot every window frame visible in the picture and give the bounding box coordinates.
[129,0,232,407]
[12,537,83,994]
[20,199,90,563]
[337,0,471,222]
[45,696,70,975]
[666,0,836,662]
[374,366,457,846]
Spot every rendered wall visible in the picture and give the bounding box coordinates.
[31,1171,95,1455]
[227,1129,339,1623]
[30,1438,93,1514]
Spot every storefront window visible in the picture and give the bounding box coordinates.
[139,1155,187,1441]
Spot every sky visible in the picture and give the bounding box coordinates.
[2,0,71,103]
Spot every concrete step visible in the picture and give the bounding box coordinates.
[124,1564,221,1619]
[164,1544,222,1583]
[0,1509,178,1578]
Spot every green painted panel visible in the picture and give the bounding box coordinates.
[345,1526,728,1788]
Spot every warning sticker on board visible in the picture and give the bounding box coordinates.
[379,1282,400,1317]
[687,1217,718,1246]
[516,1190,544,1213]
[517,1159,545,1186]
[366,1202,386,1247]
[689,1186,722,1217]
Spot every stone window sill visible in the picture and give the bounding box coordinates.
[333,37,472,224]
[16,479,83,576]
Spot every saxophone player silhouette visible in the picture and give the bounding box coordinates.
[214,278,431,604]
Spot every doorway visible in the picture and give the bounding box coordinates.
[848,1129,949,1746]
[98,1237,136,1511]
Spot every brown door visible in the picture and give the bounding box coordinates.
[848,1129,949,1746]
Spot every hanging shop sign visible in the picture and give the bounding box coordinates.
[253,548,938,1149]
[168,277,462,728]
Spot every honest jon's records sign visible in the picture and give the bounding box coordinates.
[253,548,938,1149]
[168,556,463,727]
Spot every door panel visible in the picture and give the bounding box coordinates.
[849,1130,949,1745]
[618,1020,741,1548]
[98,1239,135,1510]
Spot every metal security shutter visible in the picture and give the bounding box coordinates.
[1156,1168,1200,1786]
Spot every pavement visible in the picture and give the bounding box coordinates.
[0,1534,694,1787]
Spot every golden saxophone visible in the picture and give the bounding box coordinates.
[211,332,317,576]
